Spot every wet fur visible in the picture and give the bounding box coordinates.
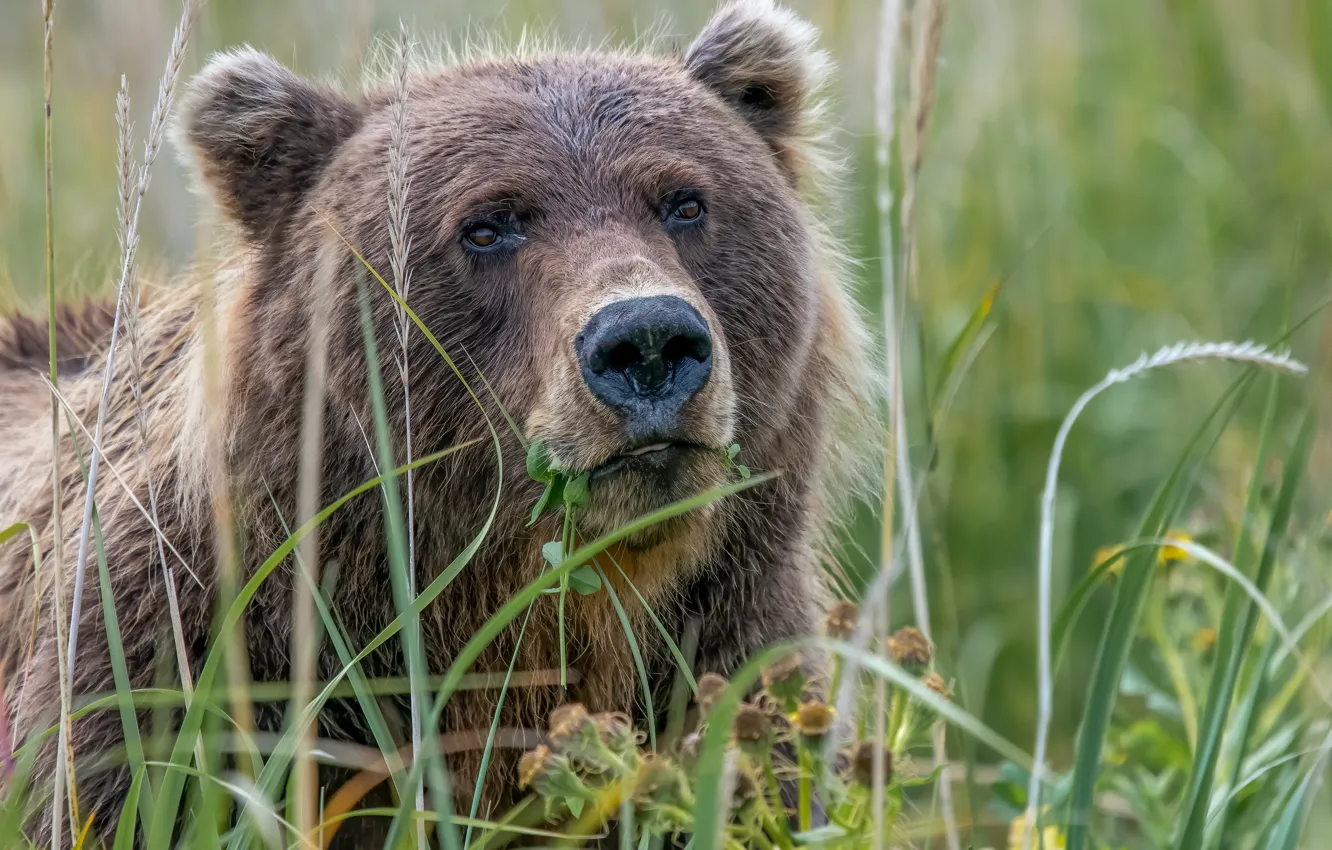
[0,1,877,844]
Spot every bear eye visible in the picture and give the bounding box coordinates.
[463,224,500,250]
[672,199,703,221]
[664,194,706,230]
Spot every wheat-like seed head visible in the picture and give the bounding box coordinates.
[388,21,414,324]
[908,0,948,174]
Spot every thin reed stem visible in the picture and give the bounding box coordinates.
[40,0,78,843]
[290,243,337,837]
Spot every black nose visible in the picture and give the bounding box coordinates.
[576,295,713,437]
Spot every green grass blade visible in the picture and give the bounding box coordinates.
[243,437,504,834]
[596,563,656,751]
[1261,764,1318,850]
[65,424,156,827]
[1175,373,1281,847]
[266,491,410,803]
[464,601,536,848]
[607,554,697,693]
[144,444,471,850]
[91,508,155,825]
[112,767,147,850]
[353,274,452,850]
[1177,403,1315,848]
[388,472,780,842]
[931,279,1000,405]
[1063,374,1255,850]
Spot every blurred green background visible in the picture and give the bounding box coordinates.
[2,0,1330,780]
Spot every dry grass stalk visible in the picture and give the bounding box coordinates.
[39,0,80,843]
[291,241,337,837]
[64,0,201,745]
[869,4,904,846]
[116,71,194,692]
[385,20,428,837]
[893,0,957,845]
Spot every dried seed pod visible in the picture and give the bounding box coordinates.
[790,701,836,740]
[548,702,608,766]
[730,767,761,811]
[922,671,953,701]
[632,755,690,815]
[847,740,893,786]
[761,651,806,704]
[549,703,592,742]
[886,626,934,674]
[678,731,703,765]
[824,600,859,639]
[593,710,637,751]
[696,672,730,712]
[518,744,552,790]
[733,703,772,745]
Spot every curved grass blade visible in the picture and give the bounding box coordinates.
[1061,373,1258,850]
[382,473,779,846]
[266,492,409,811]
[465,603,536,848]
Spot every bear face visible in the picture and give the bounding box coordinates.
[178,0,845,564]
[0,2,876,844]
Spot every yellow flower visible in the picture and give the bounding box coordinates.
[1008,810,1066,849]
[1193,627,1217,652]
[1159,530,1192,565]
[1094,544,1124,578]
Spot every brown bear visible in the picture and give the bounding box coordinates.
[0,0,876,844]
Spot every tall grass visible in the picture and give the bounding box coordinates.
[4,0,1332,848]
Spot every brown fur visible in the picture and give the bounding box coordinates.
[0,1,876,844]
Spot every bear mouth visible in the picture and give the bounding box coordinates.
[589,441,711,481]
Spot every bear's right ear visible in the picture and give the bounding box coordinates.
[685,0,828,172]
[177,49,363,241]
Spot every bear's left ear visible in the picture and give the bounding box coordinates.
[685,0,828,169]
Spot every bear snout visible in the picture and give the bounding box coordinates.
[575,295,714,442]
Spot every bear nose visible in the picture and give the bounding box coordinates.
[576,295,713,435]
